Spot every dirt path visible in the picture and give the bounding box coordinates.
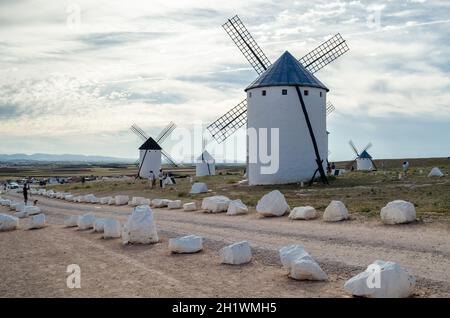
[0,193,449,297]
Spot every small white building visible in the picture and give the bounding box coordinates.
[356,150,373,171]
[196,150,216,176]
[246,51,329,185]
[138,137,162,179]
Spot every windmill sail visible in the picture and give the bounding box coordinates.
[206,99,247,144]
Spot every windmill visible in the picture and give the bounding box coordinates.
[196,138,216,176]
[130,122,180,178]
[348,140,377,171]
[207,15,349,185]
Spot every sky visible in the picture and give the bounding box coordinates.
[0,0,449,163]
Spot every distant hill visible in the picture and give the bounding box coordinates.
[0,153,135,163]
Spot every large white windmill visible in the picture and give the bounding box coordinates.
[207,15,349,185]
[349,140,377,171]
[130,122,180,178]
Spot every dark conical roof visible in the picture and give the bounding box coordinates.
[245,51,329,91]
[359,150,372,159]
[139,137,162,150]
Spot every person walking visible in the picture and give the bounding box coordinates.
[148,170,156,189]
[23,182,30,205]
[158,169,164,188]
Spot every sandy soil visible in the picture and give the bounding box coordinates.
[0,192,449,298]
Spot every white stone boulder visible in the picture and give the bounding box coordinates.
[75,196,83,203]
[26,213,46,230]
[289,206,317,220]
[202,196,230,213]
[0,214,19,231]
[169,235,203,254]
[279,245,327,281]
[15,203,26,212]
[226,199,249,215]
[219,241,252,265]
[428,167,444,177]
[344,260,415,298]
[77,213,96,230]
[122,205,158,244]
[93,218,107,232]
[151,198,170,208]
[115,195,129,206]
[323,200,349,222]
[168,200,182,209]
[14,211,28,218]
[103,219,122,239]
[84,194,99,204]
[380,200,416,225]
[107,197,116,205]
[24,206,41,216]
[99,197,113,205]
[183,202,197,211]
[190,182,208,194]
[9,201,18,210]
[64,215,79,227]
[0,199,11,206]
[64,194,74,201]
[256,190,289,217]
[130,197,151,206]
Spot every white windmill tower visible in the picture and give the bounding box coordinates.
[196,139,216,177]
[130,122,180,178]
[207,15,349,185]
[349,140,376,171]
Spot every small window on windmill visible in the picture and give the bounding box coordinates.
[304,90,309,96]
[282,89,288,95]
[320,91,323,97]
[262,90,266,96]
[248,92,252,98]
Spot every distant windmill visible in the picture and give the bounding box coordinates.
[196,138,216,177]
[207,15,349,185]
[130,122,180,178]
[349,140,377,171]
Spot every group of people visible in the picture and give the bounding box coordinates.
[147,169,175,189]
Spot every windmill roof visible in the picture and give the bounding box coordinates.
[196,150,215,162]
[245,51,329,92]
[359,150,372,159]
[139,137,162,150]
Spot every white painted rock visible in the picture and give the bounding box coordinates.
[77,213,96,230]
[428,167,444,177]
[64,215,79,227]
[202,196,231,213]
[103,219,121,239]
[130,197,151,206]
[380,200,416,224]
[27,213,46,230]
[183,202,197,211]
[15,203,27,212]
[64,194,74,201]
[9,201,17,210]
[0,199,11,206]
[24,206,41,216]
[0,214,19,231]
[226,199,249,215]
[256,190,290,217]
[37,189,46,195]
[190,182,208,194]
[289,206,317,220]
[122,205,158,244]
[169,235,203,253]
[344,260,415,298]
[289,258,328,281]
[99,197,112,205]
[93,218,107,232]
[14,211,28,218]
[107,197,116,205]
[219,241,252,265]
[279,245,313,270]
[75,196,83,203]
[84,194,99,203]
[115,195,129,206]
[168,200,182,209]
[152,198,169,208]
[323,200,349,222]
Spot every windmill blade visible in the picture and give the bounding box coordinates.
[299,33,349,74]
[161,149,180,167]
[326,102,335,116]
[156,122,176,145]
[223,15,271,75]
[207,99,247,144]
[362,142,373,153]
[130,124,149,141]
[349,140,359,156]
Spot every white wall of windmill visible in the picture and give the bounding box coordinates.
[356,158,373,171]
[247,85,327,185]
[195,151,216,177]
[139,149,161,178]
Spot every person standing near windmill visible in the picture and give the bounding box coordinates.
[148,170,156,189]
[158,169,164,188]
